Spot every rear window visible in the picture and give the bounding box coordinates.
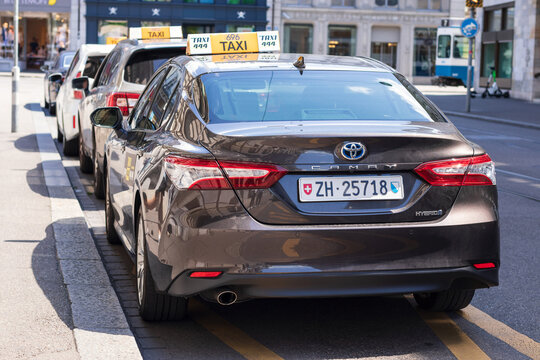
[124,48,185,85]
[62,54,74,68]
[83,55,106,78]
[200,70,445,123]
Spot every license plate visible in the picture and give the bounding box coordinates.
[298,176,404,202]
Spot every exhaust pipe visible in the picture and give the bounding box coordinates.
[216,289,238,306]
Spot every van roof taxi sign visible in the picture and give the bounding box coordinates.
[186,31,280,56]
[129,26,183,40]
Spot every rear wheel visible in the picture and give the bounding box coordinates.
[105,167,120,244]
[413,289,475,311]
[79,128,93,173]
[62,127,78,156]
[136,208,187,321]
[56,120,63,143]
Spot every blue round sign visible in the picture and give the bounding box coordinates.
[461,18,479,38]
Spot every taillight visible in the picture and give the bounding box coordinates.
[414,154,496,186]
[164,156,287,190]
[107,92,140,116]
[473,262,496,269]
[73,90,83,99]
[189,271,223,278]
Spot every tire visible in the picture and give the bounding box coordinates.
[413,289,475,311]
[44,96,49,109]
[63,135,78,156]
[105,167,120,244]
[79,129,93,174]
[136,208,188,321]
[56,120,64,143]
[93,154,105,199]
[481,92,487,98]
[50,103,56,116]
[503,91,510,98]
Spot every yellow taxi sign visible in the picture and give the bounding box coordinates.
[106,36,127,45]
[187,31,280,55]
[129,26,183,40]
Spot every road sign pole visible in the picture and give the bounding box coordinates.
[11,0,19,133]
[464,8,477,113]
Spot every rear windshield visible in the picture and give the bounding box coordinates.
[200,71,445,123]
[83,55,105,78]
[124,48,185,85]
[62,54,74,69]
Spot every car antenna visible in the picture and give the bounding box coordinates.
[293,56,305,74]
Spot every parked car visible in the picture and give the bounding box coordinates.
[90,31,499,321]
[76,27,186,197]
[41,51,76,115]
[55,44,114,156]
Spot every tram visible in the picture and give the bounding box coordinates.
[435,18,474,86]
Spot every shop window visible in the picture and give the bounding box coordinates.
[331,0,354,6]
[413,28,436,76]
[141,21,171,27]
[375,0,398,6]
[417,0,440,10]
[481,43,495,78]
[183,25,214,38]
[497,41,512,78]
[226,25,255,32]
[98,20,128,45]
[328,26,356,56]
[371,42,397,69]
[227,0,256,3]
[486,9,502,32]
[437,35,450,59]
[284,24,313,53]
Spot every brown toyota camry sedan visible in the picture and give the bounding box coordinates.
[90,31,499,321]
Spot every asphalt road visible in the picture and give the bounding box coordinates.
[44,109,539,360]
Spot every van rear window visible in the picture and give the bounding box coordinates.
[124,48,185,85]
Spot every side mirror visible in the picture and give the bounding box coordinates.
[90,107,123,129]
[49,73,62,83]
[72,76,89,90]
[40,64,49,72]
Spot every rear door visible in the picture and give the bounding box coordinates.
[196,70,474,225]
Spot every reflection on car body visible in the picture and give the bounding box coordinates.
[91,31,499,321]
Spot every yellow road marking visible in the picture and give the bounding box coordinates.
[405,296,490,360]
[189,299,284,360]
[282,238,300,258]
[459,305,540,359]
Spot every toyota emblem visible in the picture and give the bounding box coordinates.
[340,142,367,161]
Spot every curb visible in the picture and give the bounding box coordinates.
[31,103,143,360]
[443,110,540,130]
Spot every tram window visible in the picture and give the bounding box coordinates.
[453,36,471,59]
[437,35,451,58]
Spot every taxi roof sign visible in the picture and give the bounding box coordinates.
[186,31,280,56]
[129,26,183,40]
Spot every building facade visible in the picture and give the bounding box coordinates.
[269,0,465,83]
[84,0,268,44]
[0,0,78,70]
[474,0,539,101]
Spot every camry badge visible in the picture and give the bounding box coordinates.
[341,142,367,161]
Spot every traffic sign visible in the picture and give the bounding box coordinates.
[461,18,479,38]
[466,0,482,7]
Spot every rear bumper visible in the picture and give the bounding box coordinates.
[167,266,498,298]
